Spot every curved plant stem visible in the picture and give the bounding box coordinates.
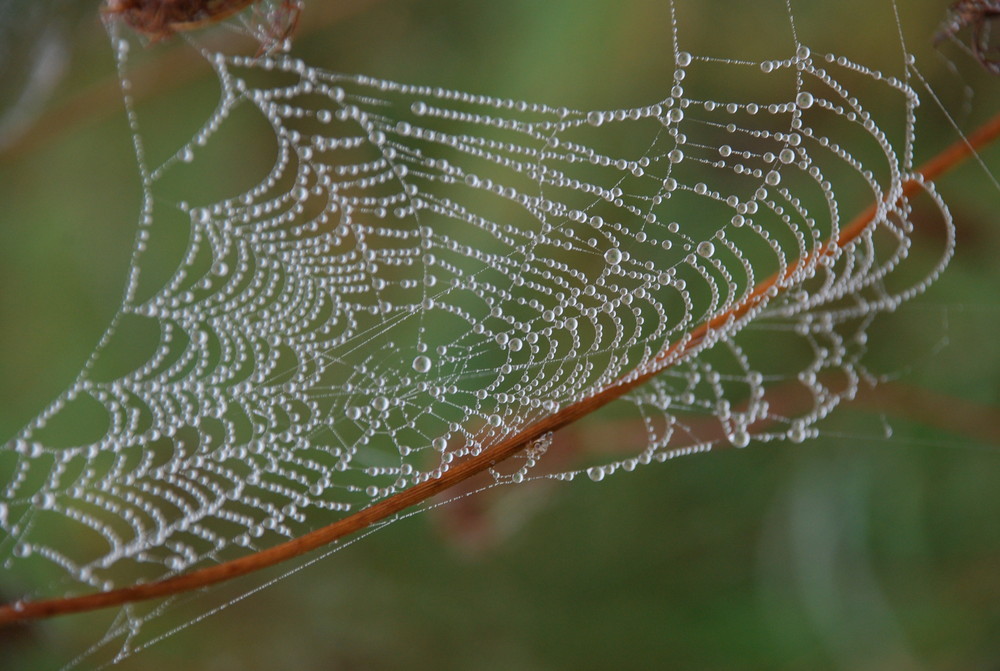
[1,110,998,627]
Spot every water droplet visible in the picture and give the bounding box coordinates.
[788,423,807,443]
[796,92,814,109]
[697,241,715,258]
[412,355,432,373]
[604,248,623,265]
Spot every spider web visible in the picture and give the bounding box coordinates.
[0,0,980,666]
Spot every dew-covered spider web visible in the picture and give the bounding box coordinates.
[1,0,986,665]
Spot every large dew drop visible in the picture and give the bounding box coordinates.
[412,355,432,373]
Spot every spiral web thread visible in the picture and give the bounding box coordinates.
[0,0,956,655]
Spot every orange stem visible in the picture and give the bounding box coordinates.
[1,110,998,627]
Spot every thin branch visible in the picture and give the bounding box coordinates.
[432,378,1000,553]
[0,104,998,626]
[0,0,391,162]
[853,381,1000,447]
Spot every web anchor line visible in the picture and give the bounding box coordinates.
[1,110,997,627]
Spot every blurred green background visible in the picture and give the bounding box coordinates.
[1,0,999,669]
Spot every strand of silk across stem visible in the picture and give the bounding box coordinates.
[1,110,999,627]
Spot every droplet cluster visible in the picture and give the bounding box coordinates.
[0,24,953,601]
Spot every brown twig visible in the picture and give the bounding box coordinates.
[0,96,998,626]
[854,381,1000,446]
[0,0,390,162]
[433,375,1000,553]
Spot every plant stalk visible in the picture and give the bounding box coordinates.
[1,110,998,627]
